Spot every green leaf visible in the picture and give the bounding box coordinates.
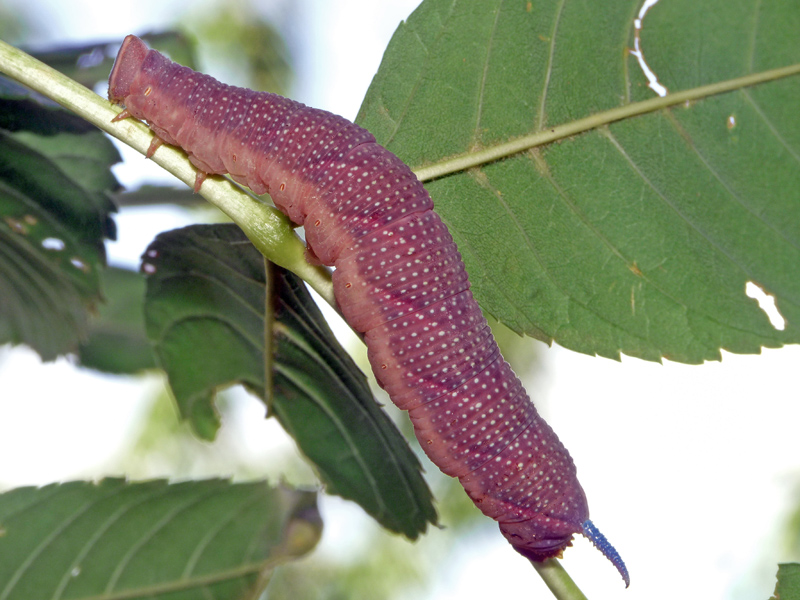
[267,261,438,538]
[357,0,800,363]
[190,10,293,95]
[771,564,800,600]
[0,89,118,359]
[143,224,437,539]
[0,479,320,600]
[112,185,203,208]
[78,266,157,374]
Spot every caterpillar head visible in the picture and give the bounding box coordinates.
[108,34,148,104]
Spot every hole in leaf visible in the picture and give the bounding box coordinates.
[631,0,667,97]
[745,281,786,331]
[70,257,91,272]
[42,237,66,251]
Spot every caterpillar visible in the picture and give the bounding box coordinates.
[109,34,628,586]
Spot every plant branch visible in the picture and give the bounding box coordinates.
[0,39,336,309]
[413,62,800,182]
[531,559,589,600]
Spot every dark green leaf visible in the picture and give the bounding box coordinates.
[0,479,320,600]
[78,266,156,374]
[771,564,800,600]
[0,92,118,359]
[143,224,437,538]
[112,185,204,208]
[267,261,438,538]
[357,0,799,363]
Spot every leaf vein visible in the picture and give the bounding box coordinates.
[473,0,502,144]
[603,126,783,340]
[51,483,178,600]
[272,362,387,516]
[664,108,800,255]
[103,485,223,594]
[742,88,800,166]
[182,487,267,577]
[0,484,115,600]
[536,0,567,131]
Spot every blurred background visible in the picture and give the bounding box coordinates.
[1,1,799,598]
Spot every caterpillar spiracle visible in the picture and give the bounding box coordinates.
[109,34,628,586]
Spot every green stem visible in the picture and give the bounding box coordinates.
[531,559,589,600]
[413,62,800,182]
[0,38,335,308]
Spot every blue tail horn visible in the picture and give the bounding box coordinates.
[582,520,630,588]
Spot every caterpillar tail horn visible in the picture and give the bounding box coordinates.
[582,520,630,588]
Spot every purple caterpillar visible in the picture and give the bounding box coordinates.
[109,34,628,585]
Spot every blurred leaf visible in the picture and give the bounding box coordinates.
[0,90,118,359]
[0,6,24,41]
[78,266,156,373]
[112,185,205,208]
[771,564,800,600]
[0,478,320,600]
[140,32,198,70]
[142,224,437,538]
[358,0,800,363]
[29,31,196,90]
[143,225,265,439]
[190,1,293,95]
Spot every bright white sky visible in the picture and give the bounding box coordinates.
[1,2,799,600]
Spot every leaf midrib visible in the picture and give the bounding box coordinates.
[413,62,800,182]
